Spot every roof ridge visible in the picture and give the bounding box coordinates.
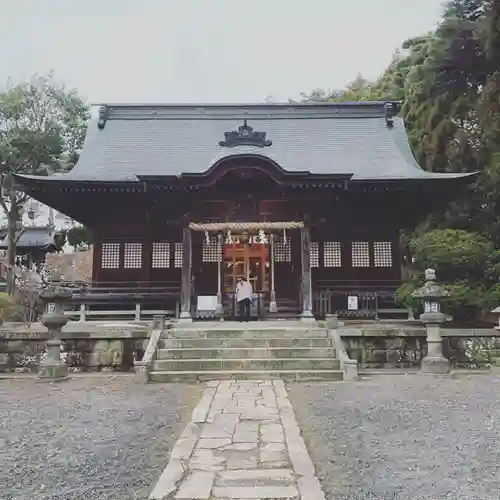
[96,101,400,126]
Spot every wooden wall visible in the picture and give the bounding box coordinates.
[90,189,402,292]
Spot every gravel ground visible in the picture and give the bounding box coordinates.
[0,375,202,500]
[288,374,500,500]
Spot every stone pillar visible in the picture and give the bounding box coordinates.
[179,227,193,322]
[38,286,73,380]
[492,308,500,373]
[215,233,224,317]
[412,268,450,374]
[269,233,277,313]
[300,226,314,321]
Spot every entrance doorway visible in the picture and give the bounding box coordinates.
[222,243,269,293]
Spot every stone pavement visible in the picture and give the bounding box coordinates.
[149,379,324,500]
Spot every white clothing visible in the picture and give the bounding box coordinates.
[235,280,253,302]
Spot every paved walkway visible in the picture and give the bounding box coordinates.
[149,379,323,500]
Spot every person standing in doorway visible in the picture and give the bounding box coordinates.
[236,276,253,321]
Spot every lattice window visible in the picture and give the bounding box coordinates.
[273,238,291,262]
[174,242,183,268]
[374,241,392,267]
[351,241,370,267]
[152,242,170,268]
[124,243,142,269]
[202,237,222,262]
[310,242,319,268]
[323,241,342,267]
[101,243,120,269]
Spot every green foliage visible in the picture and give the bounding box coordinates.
[300,0,500,319]
[66,225,93,248]
[0,72,90,174]
[54,231,67,249]
[0,291,14,321]
[0,73,89,293]
[396,229,500,318]
[408,229,493,277]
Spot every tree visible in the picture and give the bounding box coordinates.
[396,229,500,319]
[0,73,89,294]
[65,225,94,251]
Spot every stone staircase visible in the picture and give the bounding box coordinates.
[149,321,342,382]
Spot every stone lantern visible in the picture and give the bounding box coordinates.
[412,268,450,373]
[38,286,73,379]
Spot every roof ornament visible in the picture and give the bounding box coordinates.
[219,119,272,148]
[384,102,395,128]
[97,105,109,130]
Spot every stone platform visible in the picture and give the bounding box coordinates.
[149,379,324,500]
[150,320,342,382]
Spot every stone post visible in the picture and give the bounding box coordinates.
[300,226,314,321]
[269,233,278,313]
[412,268,450,374]
[491,307,500,373]
[215,233,224,318]
[38,286,73,380]
[179,227,193,322]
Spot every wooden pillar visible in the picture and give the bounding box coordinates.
[269,234,277,313]
[216,233,224,316]
[179,227,193,321]
[300,226,314,320]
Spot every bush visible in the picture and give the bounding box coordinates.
[397,229,500,320]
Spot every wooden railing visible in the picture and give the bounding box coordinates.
[312,280,409,319]
[52,280,181,322]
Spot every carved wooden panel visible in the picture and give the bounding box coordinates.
[323,241,342,268]
[124,243,142,269]
[152,242,170,268]
[174,242,183,268]
[373,241,392,267]
[273,237,292,262]
[202,237,222,262]
[101,243,120,269]
[351,241,370,268]
[310,242,319,268]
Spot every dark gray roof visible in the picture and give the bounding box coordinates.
[18,102,475,182]
[0,227,57,251]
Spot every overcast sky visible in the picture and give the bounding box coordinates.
[1,0,444,104]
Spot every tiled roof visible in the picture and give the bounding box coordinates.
[17,102,475,183]
[0,227,57,250]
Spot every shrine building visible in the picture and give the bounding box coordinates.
[13,102,476,320]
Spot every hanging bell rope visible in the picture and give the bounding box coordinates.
[188,221,304,232]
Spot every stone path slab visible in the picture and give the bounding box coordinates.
[149,379,325,500]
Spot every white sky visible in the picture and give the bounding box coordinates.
[1,0,444,103]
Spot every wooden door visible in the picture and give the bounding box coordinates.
[223,243,269,293]
[273,233,300,299]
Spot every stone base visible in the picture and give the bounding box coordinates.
[177,313,193,323]
[38,362,68,380]
[299,308,314,322]
[269,301,278,313]
[134,364,150,383]
[299,314,315,324]
[491,358,500,374]
[421,356,450,374]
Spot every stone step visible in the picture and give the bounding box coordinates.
[152,358,340,371]
[149,369,343,382]
[161,337,332,349]
[167,328,329,339]
[156,346,337,360]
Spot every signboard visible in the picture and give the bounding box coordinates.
[347,296,358,311]
[197,295,218,311]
